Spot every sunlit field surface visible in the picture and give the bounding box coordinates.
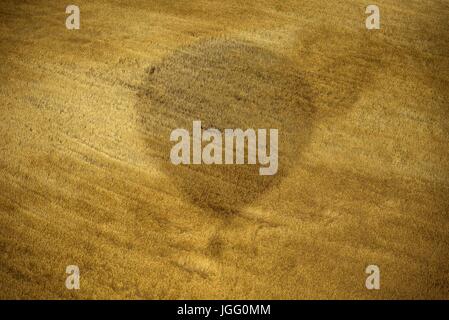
[0,0,448,299]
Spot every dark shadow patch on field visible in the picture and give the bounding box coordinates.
[135,36,377,215]
[136,39,317,214]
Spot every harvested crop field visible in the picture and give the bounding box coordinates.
[0,0,448,299]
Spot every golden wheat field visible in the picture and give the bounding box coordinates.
[0,0,448,299]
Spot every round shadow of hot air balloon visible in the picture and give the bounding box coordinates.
[136,38,316,215]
